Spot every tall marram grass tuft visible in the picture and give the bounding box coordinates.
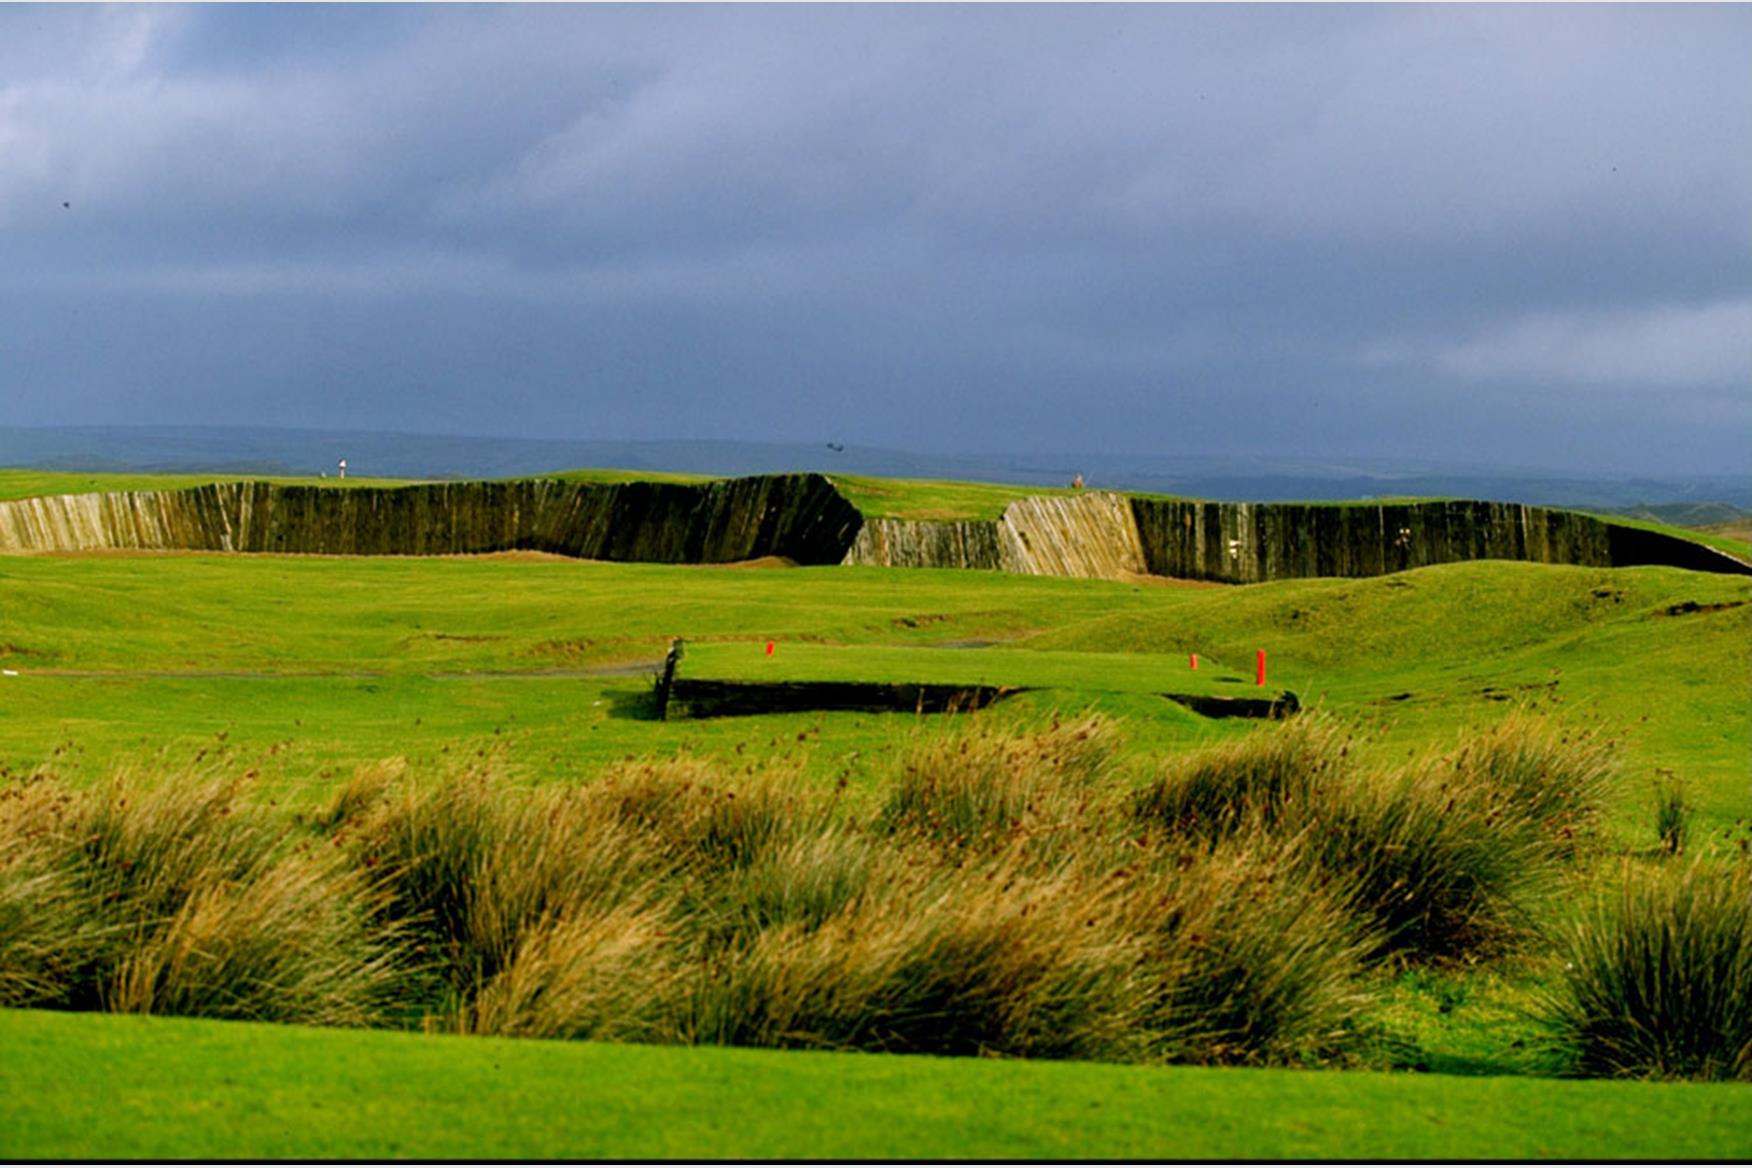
[692,827,889,948]
[0,780,91,1006]
[1304,762,1550,964]
[1130,716,1352,839]
[590,755,810,870]
[1128,715,1563,964]
[682,853,1153,1062]
[1542,860,1752,1081]
[103,850,403,1026]
[1443,713,1618,856]
[1652,771,1690,856]
[0,710,1628,1067]
[350,767,673,1002]
[1121,833,1373,1065]
[0,769,405,1024]
[310,756,406,832]
[456,903,681,1042]
[878,715,1122,855]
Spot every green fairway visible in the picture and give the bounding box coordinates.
[2,550,1745,835]
[828,472,1083,519]
[677,639,1265,696]
[5,1008,1750,1161]
[0,467,421,501]
[0,553,1250,793]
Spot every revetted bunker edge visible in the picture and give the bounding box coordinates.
[1,472,1746,581]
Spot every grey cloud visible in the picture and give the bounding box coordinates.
[1363,299,1752,391]
[0,4,1745,477]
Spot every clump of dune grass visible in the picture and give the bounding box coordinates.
[7,711,1619,1066]
[1541,860,1752,1081]
[679,810,1369,1067]
[309,756,406,833]
[1444,713,1618,856]
[690,826,889,949]
[0,769,406,1025]
[1303,762,1550,964]
[0,858,80,1006]
[0,779,91,1006]
[1652,771,1690,856]
[680,852,1152,1063]
[1119,832,1374,1066]
[455,903,682,1042]
[588,755,812,871]
[1129,715,1352,839]
[1128,715,1555,965]
[878,714,1122,854]
[349,766,673,1002]
[103,849,404,1026]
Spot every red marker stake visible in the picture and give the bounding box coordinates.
[766,641,775,657]
[1190,653,1199,670]
[1256,649,1267,687]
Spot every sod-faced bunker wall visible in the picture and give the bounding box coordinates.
[843,492,1146,578]
[1127,498,1752,582]
[0,474,863,565]
[1,473,1745,579]
[842,493,1751,580]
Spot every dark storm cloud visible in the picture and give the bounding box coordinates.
[1,3,1746,474]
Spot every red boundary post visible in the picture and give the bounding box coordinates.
[1256,648,1266,687]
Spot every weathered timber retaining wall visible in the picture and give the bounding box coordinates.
[1001,493,1148,578]
[1128,498,1752,582]
[0,474,864,565]
[843,491,1147,579]
[3,473,1744,579]
[1162,691,1302,720]
[843,517,1008,571]
[663,679,1020,719]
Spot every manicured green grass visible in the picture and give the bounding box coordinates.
[5,1008,1750,1161]
[0,555,1154,673]
[0,554,1232,794]
[2,554,1744,839]
[0,468,420,501]
[1024,561,1752,836]
[678,639,1259,696]
[547,466,719,486]
[828,472,1082,519]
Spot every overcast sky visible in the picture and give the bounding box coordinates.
[1,3,1747,476]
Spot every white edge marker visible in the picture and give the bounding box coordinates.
[2,669,17,676]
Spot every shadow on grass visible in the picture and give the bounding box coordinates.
[603,683,663,721]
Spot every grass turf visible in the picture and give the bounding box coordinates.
[0,468,421,501]
[2,552,1743,836]
[5,1007,1750,1161]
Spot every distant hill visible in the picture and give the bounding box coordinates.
[1,424,1746,524]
